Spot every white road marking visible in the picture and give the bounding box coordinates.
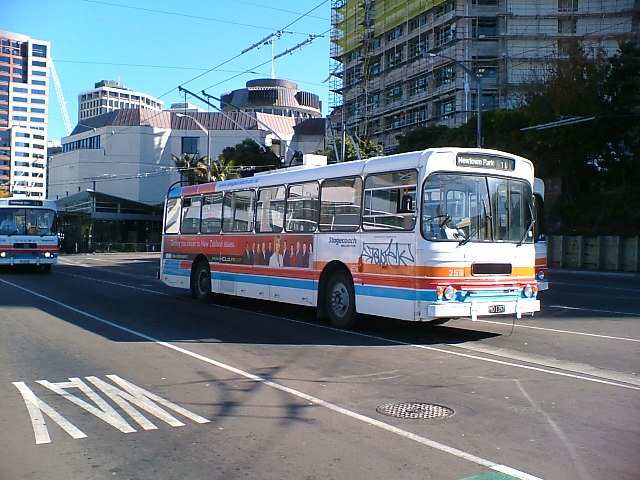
[449,344,640,387]
[87,375,210,429]
[28,274,640,391]
[37,378,136,433]
[548,304,640,317]
[56,271,170,296]
[0,279,541,480]
[461,318,640,343]
[12,381,87,444]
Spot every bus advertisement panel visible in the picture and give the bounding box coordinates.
[161,148,540,328]
[0,198,59,271]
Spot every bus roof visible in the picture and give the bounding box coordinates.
[170,147,534,199]
[0,198,57,210]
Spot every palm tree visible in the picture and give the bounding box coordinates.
[172,154,210,185]
[209,156,237,181]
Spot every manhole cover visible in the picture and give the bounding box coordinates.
[376,402,454,419]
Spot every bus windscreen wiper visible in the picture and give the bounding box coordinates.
[517,204,535,246]
[459,199,489,246]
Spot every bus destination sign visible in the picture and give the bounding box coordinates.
[456,155,515,171]
[8,200,43,207]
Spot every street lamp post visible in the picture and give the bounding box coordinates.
[427,52,483,148]
[175,113,211,181]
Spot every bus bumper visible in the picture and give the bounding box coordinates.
[425,299,540,321]
[0,256,57,266]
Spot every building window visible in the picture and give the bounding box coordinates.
[181,136,199,155]
[32,44,48,58]
[13,106,28,112]
[12,115,28,122]
[30,117,45,123]
[386,25,403,42]
[385,45,404,69]
[474,18,498,38]
[385,82,403,103]
[385,113,405,130]
[434,64,456,87]
[434,23,455,46]
[558,18,577,34]
[32,80,46,86]
[13,96,27,103]
[410,75,428,96]
[558,0,578,12]
[32,70,46,76]
[31,60,47,68]
[436,97,456,117]
[15,142,29,147]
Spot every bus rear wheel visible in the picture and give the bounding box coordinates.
[191,259,211,301]
[324,271,356,329]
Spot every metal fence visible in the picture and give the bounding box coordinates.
[548,236,640,272]
[92,242,161,253]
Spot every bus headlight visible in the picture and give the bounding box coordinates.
[523,284,534,298]
[44,252,51,258]
[536,270,545,281]
[0,252,5,258]
[443,285,456,301]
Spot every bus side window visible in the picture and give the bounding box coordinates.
[223,190,255,233]
[201,193,223,234]
[363,170,417,231]
[181,196,202,234]
[286,182,319,233]
[164,198,181,234]
[256,186,285,233]
[319,177,362,232]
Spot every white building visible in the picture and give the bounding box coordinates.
[0,30,50,198]
[48,108,322,205]
[78,80,163,121]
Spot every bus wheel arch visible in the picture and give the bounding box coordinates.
[190,254,211,301]
[317,261,357,328]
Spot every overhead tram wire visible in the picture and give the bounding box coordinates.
[55,59,265,73]
[201,28,331,91]
[80,0,311,35]
[88,1,330,151]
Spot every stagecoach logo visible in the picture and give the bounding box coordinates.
[328,237,357,247]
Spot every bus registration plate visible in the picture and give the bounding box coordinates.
[489,305,505,314]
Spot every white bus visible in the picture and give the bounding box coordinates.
[161,148,540,327]
[0,198,59,271]
[533,178,548,290]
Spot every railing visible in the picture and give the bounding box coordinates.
[61,241,161,254]
[548,235,639,272]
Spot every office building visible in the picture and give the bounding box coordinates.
[0,30,50,198]
[330,0,638,151]
[78,80,163,121]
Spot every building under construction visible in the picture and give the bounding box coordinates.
[329,0,638,153]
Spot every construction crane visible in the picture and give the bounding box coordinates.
[49,58,72,136]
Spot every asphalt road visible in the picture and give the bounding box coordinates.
[1,253,639,480]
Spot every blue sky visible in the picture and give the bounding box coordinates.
[4,0,332,141]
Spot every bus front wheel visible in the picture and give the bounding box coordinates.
[190,259,211,301]
[324,271,356,328]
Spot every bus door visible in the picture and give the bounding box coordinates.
[359,170,419,320]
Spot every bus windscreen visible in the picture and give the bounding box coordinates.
[0,208,57,236]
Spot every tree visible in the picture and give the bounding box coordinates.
[172,154,210,185]
[394,42,640,235]
[323,136,383,163]
[218,139,279,176]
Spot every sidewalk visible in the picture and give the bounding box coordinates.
[549,268,640,279]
